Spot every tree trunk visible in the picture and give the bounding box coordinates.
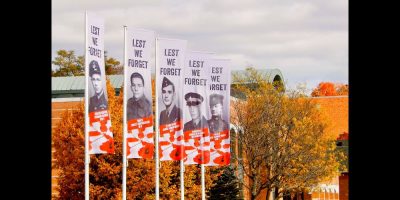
[274,187,279,200]
[265,188,271,200]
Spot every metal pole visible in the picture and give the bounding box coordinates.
[155,37,160,200]
[122,25,128,200]
[201,164,205,200]
[180,160,185,200]
[84,11,90,200]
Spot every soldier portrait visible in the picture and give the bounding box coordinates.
[207,93,229,133]
[127,72,152,121]
[183,92,209,132]
[160,77,182,125]
[89,60,108,112]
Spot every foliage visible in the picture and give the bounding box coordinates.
[208,166,240,200]
[231,67,345,200]
[52,50,85,76]
[311,82,348,97]
[105,51,123,75]
[52,79,221,199]
[52,49,122,77]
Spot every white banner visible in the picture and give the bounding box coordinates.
[156,38,187,161]
[125,28,155,159]
[86,13,114,154]
[205,59,231,166]
[182,51,215,165]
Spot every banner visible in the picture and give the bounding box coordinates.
[156,38,187,161]
[125,28,155,159]
[205,59,231,166]
[182,51,214,165]
[86,13,114,154]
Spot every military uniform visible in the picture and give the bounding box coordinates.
[208,116,229,133]
[160,105,181,125]
[207,93,228,133]
[88,60,108,113]
[127,95,152,121]
[183,92,209,132]
[183,116,209,132]
[89,92,108,112]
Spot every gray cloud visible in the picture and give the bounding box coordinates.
[52,0,348,91]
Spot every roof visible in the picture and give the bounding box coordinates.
[52,75,123,91]
[52,69,284,98]
[52,75,123,98]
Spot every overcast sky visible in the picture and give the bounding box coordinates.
[52,0,348,91]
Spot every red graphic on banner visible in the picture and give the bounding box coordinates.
[160,120,182,138]
[183,128,210,164]
[193,150,210,164]
[126,116,154,159]
[169,144,185,161]
[159,120,183,161]
[88,110,114,154]
[138,141,154,159]
[208,129,230,166]
[213,151,230,165]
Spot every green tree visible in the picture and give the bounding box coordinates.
[105,51,122,75]
[52,49,123,77]
[52,50,84,76]
[208,166,240,200]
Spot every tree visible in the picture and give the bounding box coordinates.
[52,50,85,76]
[311,82,348,97]
[52,79,220,199]
[105,51,122,75]
[208,166,240,200]
[52,49,123,77]
[231,68,344,200]
[335,83,348,96]
[52,79,122,199]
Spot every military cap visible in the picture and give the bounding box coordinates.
[185,92,203,106]
[209,94,224,107]
[162,77,174,88]
[89,60,101,77]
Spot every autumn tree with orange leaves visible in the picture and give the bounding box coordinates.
[311,82,348,97]
[231,68,345,200]
[52,79,222,199]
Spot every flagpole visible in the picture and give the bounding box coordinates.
[201,164,205,200]
[155,37,160,200]
[201,133,205,200]
[180,160,185,200]
[122,25,128,200]
[180,46,185,200]
[84,11,90,200]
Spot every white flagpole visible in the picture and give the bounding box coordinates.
[201,164,205,200]
[155,38,160,200]
[181,160,185,200]
[122,25,128,200]
[84,11,90,200]
[201,137,205,200]
[180,43,185,200]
